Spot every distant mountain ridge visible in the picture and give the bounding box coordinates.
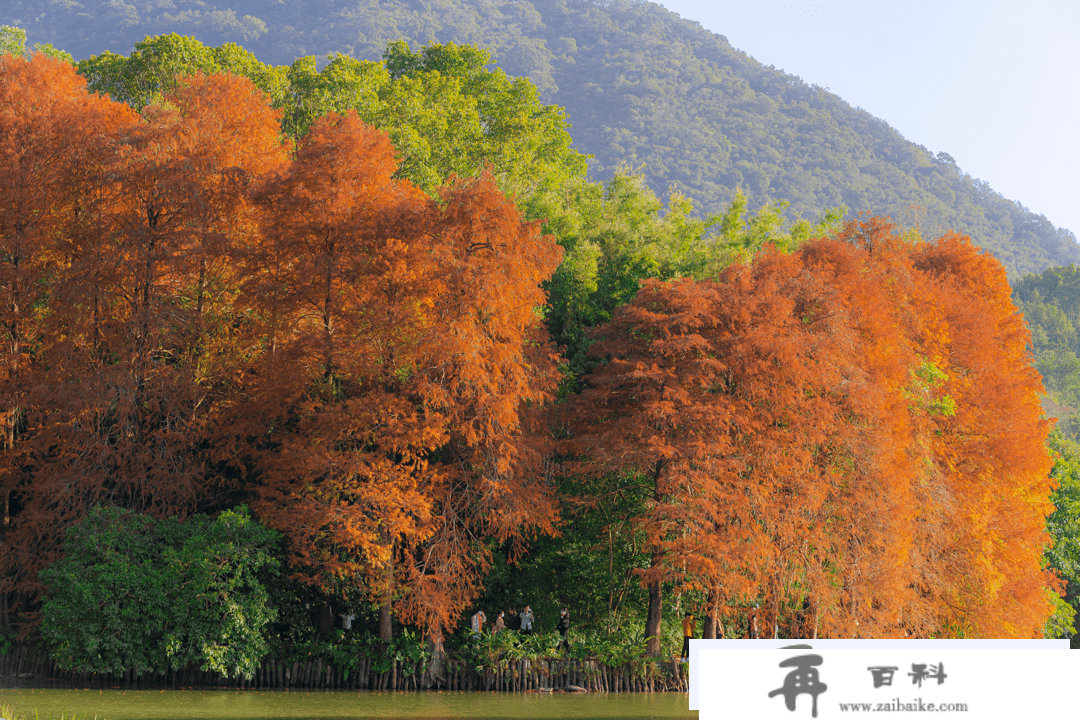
[5,0,1076,275]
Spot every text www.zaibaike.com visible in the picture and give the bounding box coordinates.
[838,698,969,712]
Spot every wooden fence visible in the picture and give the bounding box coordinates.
[0,646,688,693]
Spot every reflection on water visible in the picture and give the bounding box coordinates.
[0,688,697,720]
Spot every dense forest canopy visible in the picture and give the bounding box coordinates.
[0,0,1077,675]
[1,0,1076,276]
[0,53,1063,658]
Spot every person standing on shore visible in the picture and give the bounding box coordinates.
[557,608,570,651]
[470,610,486,640]
[681,612,695,661]
[520,605,534,636]
[494,611,506,633]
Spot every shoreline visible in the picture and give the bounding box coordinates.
[0,649,689,694]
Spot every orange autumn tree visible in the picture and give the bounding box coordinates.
[1,68,288,607]
[562,274,764,653]
[240,111,561,670]
[238,110,439,647]
[396,173,563,668]
[565,241,920,647]
[791,224,958,638]
[716,241,909,641]
[909,231,1056,636]
[0,53,141,613]
[566,219,1057,642]
[828,218,1056,637]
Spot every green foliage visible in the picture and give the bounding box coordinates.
[78,34,290,110]
[0,25,26,56]
[1046,431,1080,644]
[76,35,587,200]
[907,361,957,418]
[577,625,649,668]
[478,468,654,636]
[451,625,667,671]
[531,172,842,387]
[280,53,386,139]
[1013,266,1080,440]
[31,43,74,63]
[2,24,73,64]
[0,23,71,62]
[380,41,587,198]
[282,626,428,678]
[39,505,280,678]
[1044,591,1076,642]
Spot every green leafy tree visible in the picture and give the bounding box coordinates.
[1046,430,1080,644]
[78,34,290,110]
[382,41,585,198]
[0,25,72,63]
[30,43,73,64]
[0,26,26,57]
[1014,267,1080,441]
[280,53,386,138]
[530,172,843,388]
[39,506,280,678]
[76,35,588,200]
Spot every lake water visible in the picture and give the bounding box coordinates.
[0,688,696,720]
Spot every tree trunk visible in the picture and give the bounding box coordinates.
[378,599,392,653]
[316,603,334,639]
[377,541,394,654]
[703,584,720,639]
[644,552,663,656]
[425,623,447,689]
[645,460,666,657]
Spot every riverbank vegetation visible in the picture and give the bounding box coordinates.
[0,28,1073,691]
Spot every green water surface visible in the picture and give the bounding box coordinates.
[0,688,697,720]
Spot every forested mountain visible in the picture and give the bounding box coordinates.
[1014,267,1080,439]
[2,0,1076,276]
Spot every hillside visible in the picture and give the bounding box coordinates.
[1014,266,1080,439]
[4,0,1076,275]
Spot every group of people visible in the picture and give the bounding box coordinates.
[469,605,573,650]
[470,605,535,636]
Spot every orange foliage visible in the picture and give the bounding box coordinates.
[568,217,1056,640]
[0,65,289,603]
[236,112,563,637]
[0,54,141,601]
[1,60,560,639]
[0,55,1054,643]
[909,232,1055,636]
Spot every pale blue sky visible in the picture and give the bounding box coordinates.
[658,0,1080,241]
